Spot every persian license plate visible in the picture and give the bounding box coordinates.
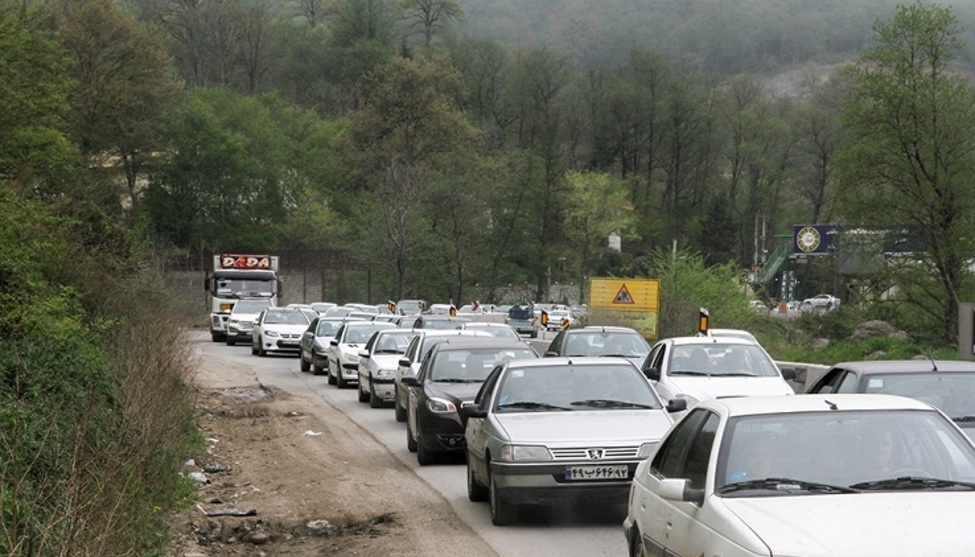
[564,465,629,480]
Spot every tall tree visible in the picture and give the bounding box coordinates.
[51,0,181,215]
[398,0,463,48]
[835,2,975,343]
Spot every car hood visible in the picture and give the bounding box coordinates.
[369,354,404,368]
[495,410,672,444]
[230,312,261,321]
[722,492,975,556]
[263,324,309,334]
[666,375,794,401]
[426,382,482,402]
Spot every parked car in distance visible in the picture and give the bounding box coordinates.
[805,359,975,440]
[623,394,975,557]
[505,303,540,338]
[403,338,539,465]
[458,322,524,342]
[394,329,493,422]
[801,293,840,311]
[640,336,796,408]
[357,329,419,408]
[462,357,687,525]
[327,321,399,388]
[544,326,651,368]
[225,298,274,346]
[300,316,363,374]
[251,307,311,356]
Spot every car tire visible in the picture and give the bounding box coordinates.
[251,341,258,356]
[467,457,488,502]
[406,421,417,453]
[357,381,369,402]
[211,332,224,342]
[226,337,235,346]
[368,384,383,409]
[300,355,310,372]
[628,527,645,557]
[337,373,349,389]
[489,468,516,526]
[416,429,436,465]
[257,338,267,357]
[312,360,325,376]
[327,363,337,385]
[394,389,407,422]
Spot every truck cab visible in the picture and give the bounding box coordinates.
[206,254,281,342]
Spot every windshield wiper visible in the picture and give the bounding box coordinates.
[952,416,975,423]
[717,477,857,494]
[848,477,975,491]
[668,370,712,376]
[434,378,481,383]
[569,399,657,409]
[711,372,758,377]
[496,401,569,411]
[374,349,403,354]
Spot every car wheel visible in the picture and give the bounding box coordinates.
[416,429,436,466]
[357,381,369,402]
[368,383,383,409]
[327,363,337,385]
[628,527,646,557]
[226,337,235,346]
[312,360,324,376]
[489,467,516,526]
[467,456,488,502]
[300,354,310,372]
[406,421,417,452]
[211,332,224,342]
[257,338,267,357]
[394,389,407,422]
[251,342,258,356]
[337,373,349,389]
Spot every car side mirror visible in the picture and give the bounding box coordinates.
[666,399,687,413]
[460,404,486,419]
[544,351,558,357]
[657,478,704,506]
[643,366,660,382]
[398,358,411,367]
[779,367,797,381]
[358,350,369,359]
[330,339,338,346]
[402,376,420,387]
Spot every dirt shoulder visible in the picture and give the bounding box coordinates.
[167,336,499,557]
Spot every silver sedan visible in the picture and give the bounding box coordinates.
[461,357,686,526]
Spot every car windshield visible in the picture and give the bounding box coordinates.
[669,343,779,377]
[234,300,272,313]
[429,348,537,382]
[373,333,415,354]
[316,320,343,336]
[494,364,661,412]
[420,318,463,330]
[508,306,534,320]
[861,372,975,422]
[345,325,393,344]
[466,326,520,341]
[716,409,975,495]
[264,311,309,325]
[563,330,650,358]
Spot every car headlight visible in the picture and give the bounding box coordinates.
[637,441,659,458]
[375,369,395,380]
[265,330,280,338]
[229,319,240,325]
[500,444,552,462]
[426,397,457,413]
[341,350,359,363]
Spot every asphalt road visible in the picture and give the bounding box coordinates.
[204,329,629,557]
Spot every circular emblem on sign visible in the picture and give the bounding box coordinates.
[796,226,821,252]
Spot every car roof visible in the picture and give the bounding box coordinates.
[701,393,933,417]
[664,335,757,346]
[428,338,535,351]
[827,360,975,373]
[416,329,491,338]
[345,321,397,328]
[501,356,639,369]
[578,326,641,333]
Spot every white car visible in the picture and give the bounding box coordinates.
[623,393,975,557]
[299,316,363,374]
[640,336,796,408]
[225,298,274,346]
[357,329,419,408]
[394,329,492,422]
[801,293,840,311]
[703,328,759,344]
[326,321,398,388]
[250,307,311,356]
[458,322,524,342]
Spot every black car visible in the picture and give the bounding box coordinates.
[402,338,539,465]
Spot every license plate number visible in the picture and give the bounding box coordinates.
[564,465,629,480]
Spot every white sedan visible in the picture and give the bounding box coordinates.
[623,393,975,557]
[801,293,840,310]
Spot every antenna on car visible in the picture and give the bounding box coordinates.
[928,355,939,372]
[824,399,838,410]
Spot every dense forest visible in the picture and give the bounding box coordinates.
[5,0,975,337]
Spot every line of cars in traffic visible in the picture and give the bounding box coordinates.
[221,300,975,553]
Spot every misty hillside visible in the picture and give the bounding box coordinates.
[453,0,975,76]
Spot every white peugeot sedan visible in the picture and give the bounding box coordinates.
[357,329,419,408]
[326,321,398,388]
[462,357,687,526]
[623,394,975,557]
[640,336,796,408]
[250,307,311,357]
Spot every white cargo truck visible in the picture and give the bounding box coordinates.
[205,254,281,342]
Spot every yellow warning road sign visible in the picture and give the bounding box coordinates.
[589,278,659,311]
